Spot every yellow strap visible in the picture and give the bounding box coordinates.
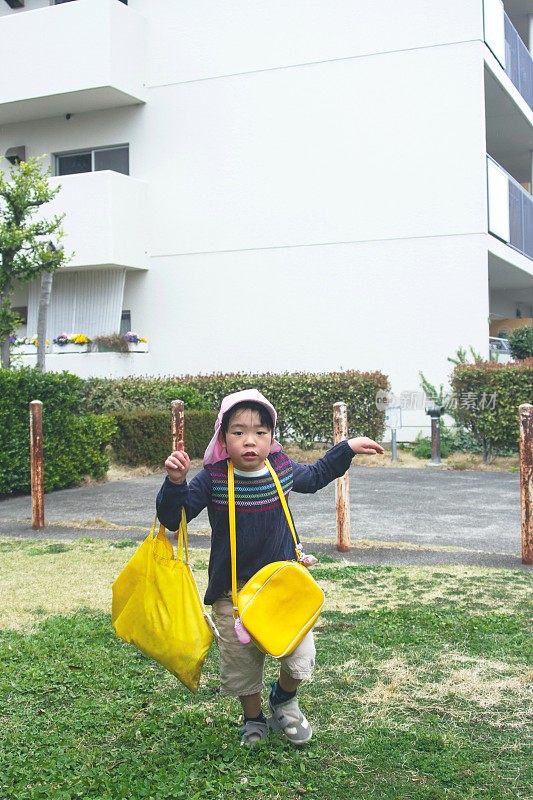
[151,515,168,543]
[228,462,239,616]
[175,508,189,563]
[264,458,302,556]
[228,458,301,618]
[154,510,189,561]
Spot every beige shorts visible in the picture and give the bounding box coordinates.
[212,592,316,697]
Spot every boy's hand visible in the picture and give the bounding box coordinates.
[165,441,191,484]
[348,437,385,456]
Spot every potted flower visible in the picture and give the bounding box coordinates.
[92,333,130,353]
[52,333,91,354]
[9,335,49,355]
[124,331,148,352]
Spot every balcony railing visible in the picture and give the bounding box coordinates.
[487,155,533,260]
[504,12,533,111]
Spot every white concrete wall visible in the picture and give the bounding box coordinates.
[127,233,490,386]
[142,41,487,257]
[15,351,152,378]
[147,0,483,85]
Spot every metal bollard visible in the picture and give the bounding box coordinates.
[519,404,533,565]
[30,400,45,530]
[333,402,351,552]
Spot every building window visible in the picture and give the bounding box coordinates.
[55,146,129,177]
[12,306,28,325]
[120,310,131,336]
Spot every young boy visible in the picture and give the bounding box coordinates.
[156,389,384,746]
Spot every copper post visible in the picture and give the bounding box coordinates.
[171,399,185,452]
[30,400,45,530]
[519,404,533,565]
[333,402,351,552]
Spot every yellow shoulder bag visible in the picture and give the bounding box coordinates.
[228,459,324,658]
[112,510,214,692]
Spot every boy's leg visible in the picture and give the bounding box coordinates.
[240,692,262,718]
[278,670,301,693]
[212,594,269,746]
[269,631,315,746]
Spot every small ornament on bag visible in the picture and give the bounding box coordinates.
[298,552,319,567]
[233,616,251,644]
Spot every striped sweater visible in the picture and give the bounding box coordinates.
[156,440,353,604]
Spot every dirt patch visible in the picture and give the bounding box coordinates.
[98,447,517,481]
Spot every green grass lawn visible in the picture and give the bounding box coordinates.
[0,538,531,800]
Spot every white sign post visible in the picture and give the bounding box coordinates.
[385,406,402,463]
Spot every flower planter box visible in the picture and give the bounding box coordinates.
[52,343,89,354]
[12,344,38,355]
[127,342,149,353]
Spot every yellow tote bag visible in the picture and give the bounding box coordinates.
[112,510,214,692]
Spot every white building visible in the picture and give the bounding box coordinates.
[1,0,533,437]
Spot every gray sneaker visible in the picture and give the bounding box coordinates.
[240,719,269,747]
[268,697,313,746]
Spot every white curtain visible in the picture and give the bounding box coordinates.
[27,269,126,339]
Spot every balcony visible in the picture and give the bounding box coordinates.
[0,0,146,125]
[43,170,148,271]
[503,11,533,110]
[483,0,533,113]
[487,154,533,261]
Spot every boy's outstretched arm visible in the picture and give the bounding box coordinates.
[291,437,384,493]
[347,437,385,456]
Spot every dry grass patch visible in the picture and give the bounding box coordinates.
[49,517,142,531]
[2,540,530,631]
[355,652,532,730]
[319,564,532,616]
[446,453,519,472]
[0,538,211,631]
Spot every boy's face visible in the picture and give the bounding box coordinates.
[221,409,273,471]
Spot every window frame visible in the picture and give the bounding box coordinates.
[54,144,130,177]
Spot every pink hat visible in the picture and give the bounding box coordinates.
[203,389,282,466]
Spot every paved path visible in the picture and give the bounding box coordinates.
[0,465,528,570]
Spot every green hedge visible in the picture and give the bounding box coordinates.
[0,368,117,495]
[450,360,533,461]
[85,370,388,445]
[81,379,207,413]
[111,409,217,467]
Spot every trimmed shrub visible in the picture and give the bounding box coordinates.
[87,370,388,446]
[450,360,533,462]
[112,409,217,466]
[82,379,208,413]
[509,326,533,360]
[0,368,117,494]
[182,371,388,444]
[412,421,453,460]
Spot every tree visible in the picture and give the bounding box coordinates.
[509,326,533,361]
[0,157,69,369]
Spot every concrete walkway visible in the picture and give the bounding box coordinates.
[0,465,528,570]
